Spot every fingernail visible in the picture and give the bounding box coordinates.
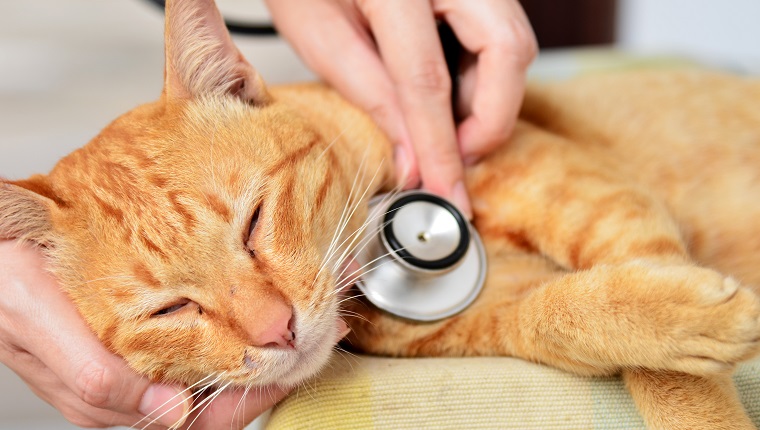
[393,145,412,187]
[451,181,473,220]
[139,384,189,429]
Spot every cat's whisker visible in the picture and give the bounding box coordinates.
[230,385,251,430]
[337,297,373,316]
[336,289,367,302]
[326,160,386,273]
[184,380,235,430]
[309,155,380,308]
[320,151,375,272]
[292,382,305,404]
[333,344,360,364]
[290,381,304,403]
[337,295,370,309]
[328,195,393,274]
[194,372,227,395]
[330,145,371,242]
[180,373,230,428]
[334,352,359,377]
[340,290,371,305]
[338,301,378,328]
[327,213,401,292]
[299,377,318,402]
[324,182,405,299]
[316,124,352,160]
[329,247,404,298]
[266,384,286,407]
[338,310,372,326]
[322,201,387,299]
[315,148,372,283]
[244,383,260,427]
[132,373,222,430]
[326,180,404,277]
[342,311,372,327]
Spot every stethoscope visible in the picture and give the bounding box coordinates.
[355,191,487,322]
[145,0,484,321]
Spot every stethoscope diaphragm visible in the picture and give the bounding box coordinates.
[354,191,487,322]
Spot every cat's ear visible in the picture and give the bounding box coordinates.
[162,0,271,104]
[0,176,64,246]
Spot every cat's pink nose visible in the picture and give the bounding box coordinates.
[249,303,295,348]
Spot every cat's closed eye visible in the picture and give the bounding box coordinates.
[245,206,261,257]
[151,298,200,317]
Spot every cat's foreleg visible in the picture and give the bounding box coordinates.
[514,262,760,376]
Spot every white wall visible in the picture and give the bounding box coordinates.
[617,0,760,72]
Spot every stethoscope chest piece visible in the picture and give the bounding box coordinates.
[355,191,487,322]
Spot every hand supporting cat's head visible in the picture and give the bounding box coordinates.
[0,0,392,388]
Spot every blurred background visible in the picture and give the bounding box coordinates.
[1,0,759,428]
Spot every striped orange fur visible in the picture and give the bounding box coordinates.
[2,1,760,428]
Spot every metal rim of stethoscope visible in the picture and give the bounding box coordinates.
[355,190,487,322]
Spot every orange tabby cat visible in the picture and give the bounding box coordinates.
[2,0,760,428]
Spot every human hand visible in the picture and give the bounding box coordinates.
[0,240,288,429]
[265,0,537,217]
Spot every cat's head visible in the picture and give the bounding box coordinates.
[0,0,392,388]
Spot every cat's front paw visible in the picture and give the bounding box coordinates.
[634,264,760,374]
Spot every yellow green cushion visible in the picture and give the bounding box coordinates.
[266,355,760,429]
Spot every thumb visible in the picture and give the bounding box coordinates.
[138,383,191,428]
[178,385,290,429]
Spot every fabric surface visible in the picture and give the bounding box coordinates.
[266,355,760,429]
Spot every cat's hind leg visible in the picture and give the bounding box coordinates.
[624,370,755,430]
